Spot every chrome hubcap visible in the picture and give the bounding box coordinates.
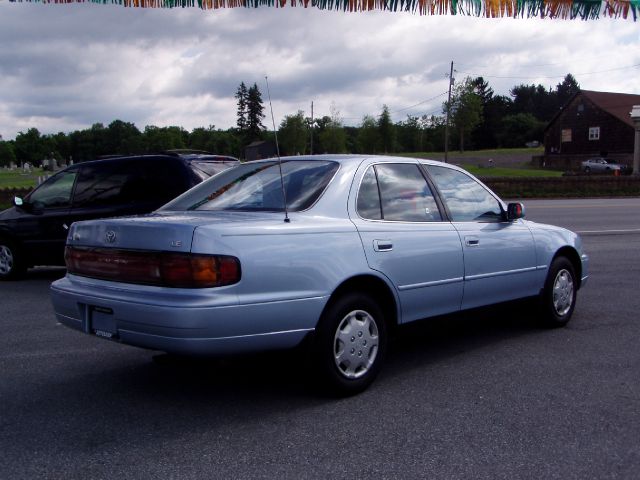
[552,268,574,316]
[0,245,14,275]
[333,309,379,379]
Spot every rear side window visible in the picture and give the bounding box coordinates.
[73,159,189,208]
[356,164,441,222]
[426,165,502,222]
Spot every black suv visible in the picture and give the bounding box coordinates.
[0,153,239,279]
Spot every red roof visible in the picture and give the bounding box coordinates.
[581,90,640,127]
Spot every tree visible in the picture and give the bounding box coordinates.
[497,113,546,148]
[0,141,17,167]
[246,83,265,141]
[556,73,580,108]
[378,105,396,153]
[357,115,379,153]
[142,126,187,152]
[278,111,308,155]
[317,104,347,154]
[14,128,49,166]
[445,77,483,152]
[105,120,143,154]
[235,82,248,132]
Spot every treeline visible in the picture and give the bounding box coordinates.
[0,74,579,167]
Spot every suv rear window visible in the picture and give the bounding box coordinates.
[73,158,189,207]
[162,160,339,212]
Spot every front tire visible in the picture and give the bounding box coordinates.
[314,293,387,396]
[539,257,577,327]
[0,239,25,280]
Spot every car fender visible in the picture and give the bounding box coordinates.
[524,221,587,288]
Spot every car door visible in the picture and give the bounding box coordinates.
[350,161,464,323]
[424,164,538,310]
[19,168,79,265]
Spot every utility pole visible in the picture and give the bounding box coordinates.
[444,61,454,164]
[310,101,314,155]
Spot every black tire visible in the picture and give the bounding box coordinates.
[314,293,387,396]
[538,257,577,328]
[584,167,591,174]
[0,238,26,280]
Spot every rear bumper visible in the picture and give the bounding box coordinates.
[51,276,324,356]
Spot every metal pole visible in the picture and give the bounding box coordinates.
[444,61,454,163]
[631,105,640,175]
[310,101,314,155]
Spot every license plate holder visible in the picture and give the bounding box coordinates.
[90,306,118,339]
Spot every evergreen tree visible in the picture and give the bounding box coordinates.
[246,83,265,141]
[235,82,248,132]
[378,105,396,153]
[556,73,580,108]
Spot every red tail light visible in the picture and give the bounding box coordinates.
[65,247,241,288]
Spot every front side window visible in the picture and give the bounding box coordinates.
[356,163,441,222]
[28,169,77,208]
[162,160,338,212]
[426,165,503,222]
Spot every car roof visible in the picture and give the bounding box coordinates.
[249,154,463,173]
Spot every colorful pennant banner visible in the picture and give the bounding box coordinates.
[6,0,640,20]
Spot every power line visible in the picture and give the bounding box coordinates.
[457,63,640,80]
[455,52,621,70]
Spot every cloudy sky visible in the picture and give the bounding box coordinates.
[0,2,638,140]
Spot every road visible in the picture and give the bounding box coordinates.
[1,198,639,479]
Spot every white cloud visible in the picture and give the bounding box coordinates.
[0,3,638,139]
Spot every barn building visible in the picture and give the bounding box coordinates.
[543,90,640,170]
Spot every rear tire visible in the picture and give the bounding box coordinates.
[0,239,26,280]
[538,257,577,328]
[314,293,387,396]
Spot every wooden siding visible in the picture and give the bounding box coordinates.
[544,92,635,157]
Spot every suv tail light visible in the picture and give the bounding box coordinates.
[65,247,240,288]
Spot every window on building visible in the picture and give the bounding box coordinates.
[561,129,572,143]
[589,127,600,141]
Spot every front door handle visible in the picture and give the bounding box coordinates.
[465,236,480,247]
[373,240,393,252]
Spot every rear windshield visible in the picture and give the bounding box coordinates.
[161,160,339,212]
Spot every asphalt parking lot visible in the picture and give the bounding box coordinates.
[1,198,639,479]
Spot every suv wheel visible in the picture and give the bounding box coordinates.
[0,239,25,280]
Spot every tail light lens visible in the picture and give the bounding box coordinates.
[65,246,240,288]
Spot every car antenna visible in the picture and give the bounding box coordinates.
[264,75,290,223]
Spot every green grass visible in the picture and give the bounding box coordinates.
[0,169,44,189]
[462,165,563,178]
[397,147,544,159]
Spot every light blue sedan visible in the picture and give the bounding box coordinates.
[51,155,588,394]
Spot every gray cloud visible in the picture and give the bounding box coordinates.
[0,4,638,139]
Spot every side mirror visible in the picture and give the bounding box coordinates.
[13,196,24,207]
[507,202,525,221]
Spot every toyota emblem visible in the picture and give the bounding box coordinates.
[105,230,117,244]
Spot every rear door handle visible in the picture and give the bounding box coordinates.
[465,236,480,247]
[373,240,393,252]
